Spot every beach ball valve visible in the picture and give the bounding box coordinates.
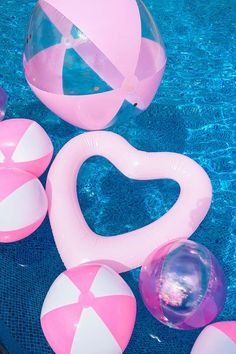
[24,0,166,130]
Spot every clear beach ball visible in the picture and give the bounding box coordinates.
[24,0,166,130]
[139,240,227,330]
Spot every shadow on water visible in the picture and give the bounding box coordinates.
[112,102,187,153]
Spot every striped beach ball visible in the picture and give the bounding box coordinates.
[24,0,166,130]
[0,168,48,242]
[191,322,236,354]
[41,264,137,354]
[0,119,53,177]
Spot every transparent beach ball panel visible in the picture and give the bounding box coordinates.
[24,0,166,127]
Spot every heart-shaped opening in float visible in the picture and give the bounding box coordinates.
[77,156,180,236]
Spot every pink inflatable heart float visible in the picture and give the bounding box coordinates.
[47,131,212,272]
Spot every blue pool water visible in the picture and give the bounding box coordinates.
[0,0,235,353]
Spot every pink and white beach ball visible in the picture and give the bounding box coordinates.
[24,0,166,130]
[0,119,53,177]
[0,168,48,242]
[41,264,137,354]
[191,322,236,354]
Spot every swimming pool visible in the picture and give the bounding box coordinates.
[0,0,235,353]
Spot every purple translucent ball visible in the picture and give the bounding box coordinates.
[0,87,8,121]
[139,240,226,330]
